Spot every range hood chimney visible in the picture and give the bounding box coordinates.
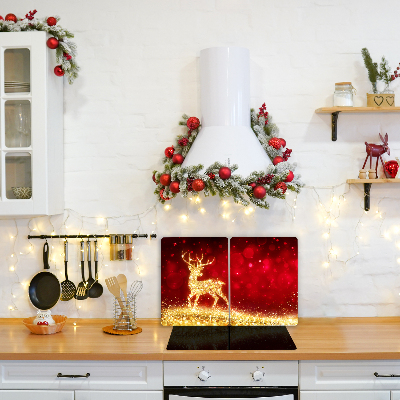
[182,47,272,176]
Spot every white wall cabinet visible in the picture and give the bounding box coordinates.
[300,391,390,400]
[0,31,63,216]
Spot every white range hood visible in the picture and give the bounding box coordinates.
[182,46,272,176]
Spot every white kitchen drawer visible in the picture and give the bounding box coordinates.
[300,391,390,400]
[0,391,74,400]
[164,361,298,386]
[75,390,163,400]
[0,360,163,390]
[300,361,400,391]
[391,391,400,400]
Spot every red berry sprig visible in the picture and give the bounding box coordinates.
[391,63,400,81]
[258,102,269,125]
[186,177,194,192]
[178,138,188,146]
[24,9,37,20]
[282,148,292,161]
[256,174,274,185]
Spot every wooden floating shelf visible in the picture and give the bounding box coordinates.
[347,178,400,184]
[347,178,400,211]
[316,107,400,113]
[315,107,400,141]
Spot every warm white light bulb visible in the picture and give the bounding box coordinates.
[322,233,329,239]
[164,205,171,210]
[9,266,14,272]
[323,262,329,268]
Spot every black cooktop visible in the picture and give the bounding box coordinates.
[166,326,296,350]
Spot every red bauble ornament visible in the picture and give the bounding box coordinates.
[268,137,282,149]
[186,117,200,131]
[159,174,171,186]
[384,160,399,178]
[273,156,284,165]
[169,181,181,193]
[274,182,287,194]
[54,65,65,77]
[248,182,256,188]
[164,146,174,158]
[253,186,266,199]
[0,16,4,21]
[285,170,294,182]
[280,138,286,148]
[46,37,59,49]
[192,178,205,192]
[47,16,57,26]
[160,189,171,201]
[172,154,184,164]
[152,173,158,184]
[5,14,17,23]
[219,167,231,180]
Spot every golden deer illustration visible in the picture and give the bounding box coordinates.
[182,251,229,308]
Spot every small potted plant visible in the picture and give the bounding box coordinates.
[361,48,399,107]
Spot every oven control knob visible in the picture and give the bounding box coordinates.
[198,370,211,381]
[251,370,264,381]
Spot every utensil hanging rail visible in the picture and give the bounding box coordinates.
[27,234,157,239]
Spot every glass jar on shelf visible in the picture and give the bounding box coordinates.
[333,82,355,107]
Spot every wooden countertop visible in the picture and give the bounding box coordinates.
[2,317,400,361]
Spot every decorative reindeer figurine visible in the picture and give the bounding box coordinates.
[182,251,228,309]
[362,133,390,176]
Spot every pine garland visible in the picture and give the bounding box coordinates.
[0,11,79,84]
[153,104,304,210]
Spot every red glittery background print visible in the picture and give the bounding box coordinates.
[161,237,229,326]
[230,237,298,326]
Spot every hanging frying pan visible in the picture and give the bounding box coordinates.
[28,242,61,310]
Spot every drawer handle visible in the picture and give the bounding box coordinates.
[374,372,400,378]
[57,373,90,379]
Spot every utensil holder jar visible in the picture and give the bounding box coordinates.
[113,297,137,331]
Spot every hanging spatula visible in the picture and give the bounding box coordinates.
[75,240,88,300]
[60,240,76,301]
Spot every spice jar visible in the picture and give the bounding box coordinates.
[117,234,125,261]
[333,82,355,107]
[109,234,117,261]
[125,234,133,260]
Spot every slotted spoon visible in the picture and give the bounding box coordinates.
[105,276,125,311]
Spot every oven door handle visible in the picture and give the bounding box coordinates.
[374,372,400,378]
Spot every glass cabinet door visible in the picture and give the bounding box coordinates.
[4,48,30,93]
[1,45,32,202]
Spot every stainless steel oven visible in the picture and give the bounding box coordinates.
[164,361,298,400]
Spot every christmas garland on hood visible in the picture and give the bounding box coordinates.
[153,104,304,209]
[0,10,78,84]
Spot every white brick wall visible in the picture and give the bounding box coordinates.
[1,0,400,319]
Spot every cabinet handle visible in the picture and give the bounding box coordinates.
[374,372,400,378]
[57,373,90,378]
